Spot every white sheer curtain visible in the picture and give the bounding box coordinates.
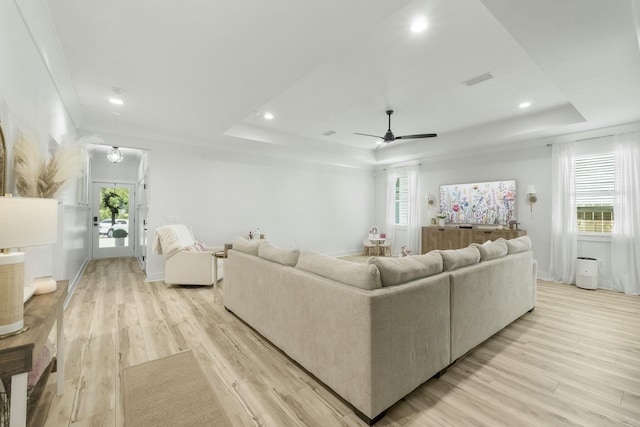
[406,166,421,255]
[385,168,398,254]
[611,132,640,295]
[549,142,577,283]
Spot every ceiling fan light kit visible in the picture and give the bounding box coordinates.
[355,109,437,146]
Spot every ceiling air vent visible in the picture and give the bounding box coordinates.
[463,73,493,86]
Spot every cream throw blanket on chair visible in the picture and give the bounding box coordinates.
[153,224,197,259]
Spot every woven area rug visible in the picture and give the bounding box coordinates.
[122,350,231,427]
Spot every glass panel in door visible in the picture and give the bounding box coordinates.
[92,183,135,259]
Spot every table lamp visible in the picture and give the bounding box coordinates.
[0,196,58,336]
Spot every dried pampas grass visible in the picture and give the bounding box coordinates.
[14,135,82,198]
[38,144,82,198]
[13,134,42,197]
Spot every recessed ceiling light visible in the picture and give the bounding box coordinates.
[519,101,532,109]
[411,17,428,33]
[112,111,121,116]
[109,97,124,105]
[263,112,274,120]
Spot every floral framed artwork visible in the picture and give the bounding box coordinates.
[439,180,517,225]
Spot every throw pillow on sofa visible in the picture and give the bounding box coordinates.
[233,236,262,256]
[440,246,481,271]
[506,235,532,254]
[368,252,443,287]
[258,242,299,266]
[295,250,382,290]
[471,239,508,261]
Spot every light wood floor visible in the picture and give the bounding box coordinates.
[41,257,640,426]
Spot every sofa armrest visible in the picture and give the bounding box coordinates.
[164,250,214,285]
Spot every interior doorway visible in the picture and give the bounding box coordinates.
[92,182,135,259]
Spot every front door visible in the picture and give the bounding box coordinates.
[92,182,135,259]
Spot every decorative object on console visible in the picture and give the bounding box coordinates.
[32,276,57,295]
[440,180,516,225]
[0,196,58,336]
[436,213,446,227]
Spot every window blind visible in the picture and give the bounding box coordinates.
[395,177,408,225]
[575,153,614,232]
[575,153,614,206]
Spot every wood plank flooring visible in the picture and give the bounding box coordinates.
[40,257,640,426]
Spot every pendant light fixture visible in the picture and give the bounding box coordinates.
[107,146,123,163]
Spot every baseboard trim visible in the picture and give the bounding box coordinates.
[64,258,89,309]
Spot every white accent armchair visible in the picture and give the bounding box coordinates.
[152,224,219,286]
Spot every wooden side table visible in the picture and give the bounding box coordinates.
[213,251,226,285]
[0,282,66,427]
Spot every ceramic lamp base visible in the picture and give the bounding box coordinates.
[0,252,25,336]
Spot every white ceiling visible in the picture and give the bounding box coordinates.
[36,0,640,166]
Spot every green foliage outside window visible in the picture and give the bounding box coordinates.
[100,188,129,223]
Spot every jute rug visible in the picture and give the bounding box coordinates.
[122,350,231,427]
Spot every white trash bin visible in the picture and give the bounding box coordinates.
[576,257,598,290]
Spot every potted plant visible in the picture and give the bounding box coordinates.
[113,228,128,246]
[436,213,447,227]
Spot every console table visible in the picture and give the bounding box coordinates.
[421,226,526,253]
[0,282,66,427]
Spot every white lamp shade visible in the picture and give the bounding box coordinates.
[526,185,536,194]
[0,197,58,249]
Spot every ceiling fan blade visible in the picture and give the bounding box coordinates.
[394,133,438,140]
[354,132,383,139]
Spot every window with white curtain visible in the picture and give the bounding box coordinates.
[576,153,614,232]
[395,176,408,225]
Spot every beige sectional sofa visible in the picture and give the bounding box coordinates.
[224,236,537,425]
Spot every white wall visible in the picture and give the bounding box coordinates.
[91,154,141,183]
[1,1,87,289]
[375,145,553,277]
[90,134,375,281]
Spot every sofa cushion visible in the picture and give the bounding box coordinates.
[506,235,532,254]
[440,246,481,271]
[233,236,262,256]
[471,239,508,261]
[368,252,443,287]
[258,242,299,266]
[295,250,382,290]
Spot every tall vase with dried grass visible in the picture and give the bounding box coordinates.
[13,134,82,198]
